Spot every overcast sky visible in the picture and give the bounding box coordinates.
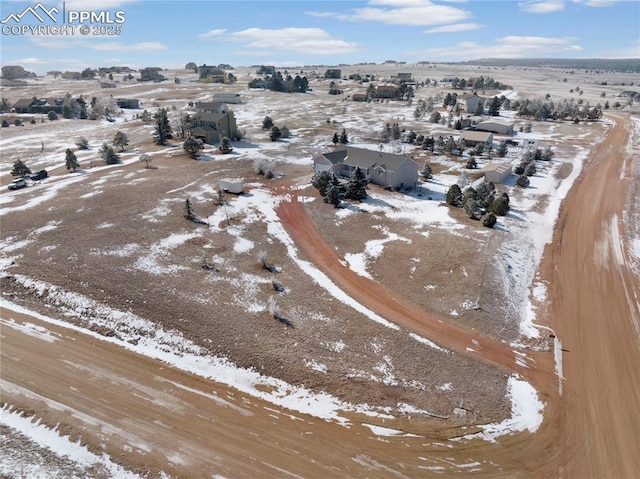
[1,0,639,74]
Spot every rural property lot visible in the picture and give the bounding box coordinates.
[1,64,639,478]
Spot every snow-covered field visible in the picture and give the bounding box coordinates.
[1,65,639,476]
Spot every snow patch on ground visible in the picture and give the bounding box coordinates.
[460,376,544,443]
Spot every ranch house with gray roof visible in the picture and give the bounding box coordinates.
[313,146,419,190]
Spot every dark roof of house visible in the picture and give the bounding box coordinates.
[193,111,226,122]
[195,101,226,112]
[13,98,33,107]
[318,147,416,172]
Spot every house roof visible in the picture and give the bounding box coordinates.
[475,119,514,127]
[317,146,416,172]
[193,111,226,122]
[459,92,483,101]
[196,101,227,112]
[480,162,511,174]
[13,98,33,107]
[460,130,493,142]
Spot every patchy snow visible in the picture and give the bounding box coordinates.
[460,376,544,443]
[344,227,411,279]
[409,332,450,354]
[0,405,146,479]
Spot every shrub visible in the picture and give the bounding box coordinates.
[76,137,89,150]
[1,120,8,128]
[47,110,58,121]
[465,157,477,169]
[490,196,510,216]
[524,162,537,176]
[14,119,22,126]
[516,175,530,187]
[482,212,497,228]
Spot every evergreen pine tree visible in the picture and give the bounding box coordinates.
[323,174,342,207]
[339,129,348,144]
[345,166,367,201]
[219,136,233,153]
[112,131,129,151]
[446,184,463,206]
[183,137,204,159]
[332,132,339,145]
[11,159,31,178]
[65,148,79,172]
[153,108,173,145]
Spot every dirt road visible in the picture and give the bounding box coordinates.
[542,113,640,478]
[2,114,638,478]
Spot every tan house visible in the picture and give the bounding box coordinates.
[313,146,419,190]
[373,85,399,99]
[460,130,493,146]
[474,119,515,135]
[480,162,512,184]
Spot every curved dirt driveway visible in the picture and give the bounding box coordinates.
[275,113,640,477]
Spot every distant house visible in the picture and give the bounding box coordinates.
[459,130,493,146]
[212,92,241,104]
[352,93,368,102]
[139,67,165,82]
[256,65,275,75]
[474,119,514,135]
[393,72,413,84]
[324,69,342,79]
[117,98,140,109]
[198,65,226,83]
[458,93,484,113]
[189,108,237,144]
[441,75,458,84]
[194,101,229,113]
[313,146,419,190]
[480,162,512,184]
[100,82,117,88]
[373,85,398,99]
[12,98,34,113]
[62,71,82,80]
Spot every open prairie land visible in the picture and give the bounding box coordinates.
[1,64,639,478]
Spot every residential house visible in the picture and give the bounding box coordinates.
[189,106,237,144]
[256,65,275,75]
[474,119,515,135]
[480,162,512,184]
[139,67,165,82]
[457,93,484,113]
[313,146,419,190]
[352,93,368,102]
[198,65,226,83]
[62,71,82,80]
[459,130,493,147]
[393,72,414,85]
[12,98,34,113]
[373,85,399,99]
[117,98,140,109]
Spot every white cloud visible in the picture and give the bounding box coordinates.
[226,28,359,55]
[423,22,483,33]
[411,35,582,60]
[572,0,618,6]
[198,29,226,39]
[307,0,469,26]
[341,3,471,25]
[519,1,565,13]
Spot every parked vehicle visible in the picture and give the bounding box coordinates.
[30,169,48,181]
[8,178,27,190]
